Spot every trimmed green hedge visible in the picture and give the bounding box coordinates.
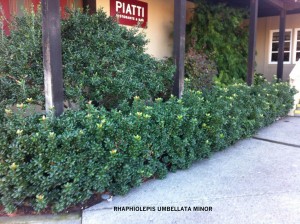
[0,81,295,213]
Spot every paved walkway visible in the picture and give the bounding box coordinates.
[83,117,300,224]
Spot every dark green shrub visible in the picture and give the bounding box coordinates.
[187,0,249,84]
[0,81,295,213]
[0,12,44,106]
[0,9,174,109]
[185,47,217,91]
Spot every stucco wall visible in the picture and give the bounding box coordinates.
[96,0,195,59]
[256,14,300,81]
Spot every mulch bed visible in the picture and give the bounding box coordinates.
[0,176,155,217]
[0,192,107,217]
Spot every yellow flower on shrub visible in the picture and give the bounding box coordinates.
[86,114,92,118]
[177,115,183,121]
[5,109,12,115]
[49,132,56,139]
[136,112,143,117]
[16,103,24,109]
[110,149,117,155]
[10,163,18,171]
[16,129,23,135]
[26,98,33,103]
[134,135,141,141]
[155,97,162,102]
[143,114,151,119]
[36,194,44,201]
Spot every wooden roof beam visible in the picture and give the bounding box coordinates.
[285,4,300,11]
[266,0,285,10]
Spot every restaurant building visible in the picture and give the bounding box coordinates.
[1,0,300,114]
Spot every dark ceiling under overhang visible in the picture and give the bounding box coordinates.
[189,0,300,17]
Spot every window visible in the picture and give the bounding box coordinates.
[269,29,292,64]
[294,29,300,63]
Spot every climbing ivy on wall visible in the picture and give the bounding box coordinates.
[187,0,249,84]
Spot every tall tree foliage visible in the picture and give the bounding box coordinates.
[187,0,249,84]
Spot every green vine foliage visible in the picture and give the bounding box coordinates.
[0,9,174,109]
[185,47,218,91]
[187,0,249,84]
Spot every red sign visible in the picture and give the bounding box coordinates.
[110,0,148,28]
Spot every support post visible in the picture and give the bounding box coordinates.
[83,0,96,14]
[42,0,64,116]
[173,0,186,98]
[247,0,258,86]
[277,8,286,81]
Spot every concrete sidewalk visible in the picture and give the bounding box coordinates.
[83,117,300,224]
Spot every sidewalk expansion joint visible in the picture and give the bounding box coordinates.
[252,137,300,148]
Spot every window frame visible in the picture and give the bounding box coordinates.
[293,28,300,64]
[269,29,292,65]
